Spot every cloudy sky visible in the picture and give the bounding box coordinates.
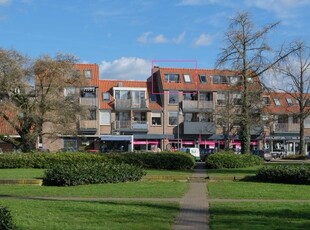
[0,0,309,80]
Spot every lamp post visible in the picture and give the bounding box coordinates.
[177,108,183,150]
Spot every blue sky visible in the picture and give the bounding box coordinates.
[0,0,310,80]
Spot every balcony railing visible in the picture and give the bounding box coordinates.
[115,99,148,110]
[113,120,148,131]
[182,100,214,112]
[79,120,97,129]
[183,121,216,134]
[274,123,299,132]
[79,97,98,107]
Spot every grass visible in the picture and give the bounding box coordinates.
[210,202,310,230]
[208,164,310,230]
[0,199,179,230]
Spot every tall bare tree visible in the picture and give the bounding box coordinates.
[216,12,300,153]
[273,42,310,155]
[0,49,86,152]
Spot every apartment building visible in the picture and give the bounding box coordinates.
[262,92,310,155]
[1,63,310,155]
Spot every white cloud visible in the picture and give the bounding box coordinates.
[154,34,168,43]
[99,57,151,80]
[193,33,212,47]
[137,32,152,43]
[137,32,185,44]
[245,0,310,19]
[172,32,186,44]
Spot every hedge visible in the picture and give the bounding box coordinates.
[0,206,16,230]
[43,161,146,186]
[255,165,310,185]
[205,152,263,169]
[104,152,195,170]
[0,152,107,169]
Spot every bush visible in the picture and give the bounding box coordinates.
[0,152,107,169]
[0,206,16,230]
[43,161,146,186]
[205,152,263,169]
[255,165,310,185]
[104,152,195,170]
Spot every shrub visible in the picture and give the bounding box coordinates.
[0,152,107,169]
[205,152,263,169]
[105,152,195,170]
[255,165,310,185]
[0,206,16,230]
[43,161,146,186]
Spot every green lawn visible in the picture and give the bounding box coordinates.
[210,202,310,230]
[0,199,179,230]
[208,164,310,230]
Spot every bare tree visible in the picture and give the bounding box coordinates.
[273,42,310,155]
[0,49,87,152]
[216,12,300,153]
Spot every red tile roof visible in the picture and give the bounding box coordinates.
[75,63,100,86]
[153,67,261,92]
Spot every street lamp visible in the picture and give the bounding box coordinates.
[177,108,183,150]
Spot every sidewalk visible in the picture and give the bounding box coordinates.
[174,162,210,230]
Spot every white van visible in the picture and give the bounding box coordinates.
[185,148,200,161]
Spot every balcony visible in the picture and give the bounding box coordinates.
[79,120,97,134]
[79,97,98,107]
[113,120,148,132]
[183,121,216,135]
[274,123,299,133]
[115,99,148,110]
[182,100,214,112]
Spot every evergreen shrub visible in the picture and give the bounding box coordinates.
[105,152,195,170]
[256,165,310,185]
[0,206,16,230]
[43,161,145,186]
[205,152,263,169]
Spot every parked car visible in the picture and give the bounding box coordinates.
[179,147,201,161]
[252,149,272,161]
[200,148,215,161]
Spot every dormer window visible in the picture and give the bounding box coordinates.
[84,70,92,79]
[213,75,228,84]
[262,96,271,105]
[103,92,110,101]
[165,74,179,83]
[199,75,207,83]
[286,98,294,106]
[274,98,281,106]
[184,74,191,83]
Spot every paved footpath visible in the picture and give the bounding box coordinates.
[174,162,210,230]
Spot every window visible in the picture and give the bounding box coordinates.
[292,115,299,124]
[64,87,75,97]
[84,70,92,79]
[199,75,207,83]
[262,97,271,105]
[150,93,158,102]
[89,109,96,120]
[286,98,294,106]
[64,139,77,150]
[151,112,161,125]
[198,113,213,122]
[168,91,178,104]
[274,98,281,106]
[213,75,228,84]
[184,74,191,83]
[165,74,179,83]
[277,115,288,123]
[199,92,212,101]
[232,92,242,105]
[230,76,241,85]
[100,111,111,125]
[80,87,96,98]
[217,92,227,105]
[168,112,178,125]
[184,91,197,101]
[102,92,110,101]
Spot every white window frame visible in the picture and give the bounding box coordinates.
[184,74,191,83]
[100,110,111,125]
